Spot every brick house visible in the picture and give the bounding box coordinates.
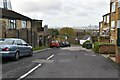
[0,8,49,48]
[98,0,120,63]
[0,8,32,45]
[109,0,120,63]
[99,13,110,43]
[32,19,44,47]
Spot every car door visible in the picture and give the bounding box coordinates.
[21,39,30,55]
[16,40,25,56]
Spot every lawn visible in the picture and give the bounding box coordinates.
[33,46,49,51]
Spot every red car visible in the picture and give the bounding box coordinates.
[50,41,60,48]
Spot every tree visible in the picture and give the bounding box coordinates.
[59,27,75,38]
[48,29,59,38]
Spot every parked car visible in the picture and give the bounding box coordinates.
[50,41,60,48]
[59,42,66,47]
[59,41,71,47]
[0,38,33,60]
[64,41,71,47]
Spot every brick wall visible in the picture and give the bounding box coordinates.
[99,37,110,43]
[16,20,22,29]
[27,20,31,29]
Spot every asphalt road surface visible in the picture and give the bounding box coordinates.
[2,48,59,79]
[2,46,119,80]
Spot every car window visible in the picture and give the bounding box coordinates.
[1,39,15,45]
[21,40,27,45]
[16,40,22,45]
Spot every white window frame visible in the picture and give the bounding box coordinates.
[9,19,16,29]
[117,20,120,28]
[112,2,116,12]
[111,21,115,29]
[22,20,27,28]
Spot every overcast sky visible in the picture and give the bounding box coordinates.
[1,0,110,28]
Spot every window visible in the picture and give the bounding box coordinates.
[16,40,22,45]
[111,21,115,29]
[112,2,116,12]
[22,21,27,28]
[118,1,120,8]
[107,15,109,23]
[103,16,106,22]
[117,20,120,28]
[21,39,27,44]
[9,19,16,29]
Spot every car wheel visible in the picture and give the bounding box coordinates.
[28,50,33,57]
[14,52,19,61]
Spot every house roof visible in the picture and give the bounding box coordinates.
[32,19,43,21]
[103,13,110,17]
[0,8,31,20]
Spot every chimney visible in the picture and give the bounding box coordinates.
[3,0,12,10]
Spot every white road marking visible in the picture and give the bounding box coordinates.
[47,54,54,60]
[17,54,54,80]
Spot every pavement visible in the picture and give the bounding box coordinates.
[77,46,116,63]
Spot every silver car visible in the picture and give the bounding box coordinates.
[0,38,33,60]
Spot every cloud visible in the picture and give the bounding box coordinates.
[9,0,110,27]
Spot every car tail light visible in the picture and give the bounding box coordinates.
[2,47,10,51]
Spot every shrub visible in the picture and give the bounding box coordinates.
[93,42,100,53]
[82,40,91,48]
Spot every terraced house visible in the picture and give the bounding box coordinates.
[0,8,47,48]
[0,8,32,44]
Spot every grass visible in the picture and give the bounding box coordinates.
[33,46,49,51]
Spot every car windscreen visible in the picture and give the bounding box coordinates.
[0,39,15,45]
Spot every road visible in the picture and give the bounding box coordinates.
[2,46,119,80]
[2,48,59,79]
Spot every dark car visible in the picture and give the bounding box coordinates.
[59,42,66,47]
[64,41,71,47]
[0,38,33,60]
[59,41,71,47]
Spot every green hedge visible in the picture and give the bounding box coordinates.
[33,46,48,51]
[93,42,115,53]
[93,42,100,53]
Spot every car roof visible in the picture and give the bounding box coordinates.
[0,38,22,40]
